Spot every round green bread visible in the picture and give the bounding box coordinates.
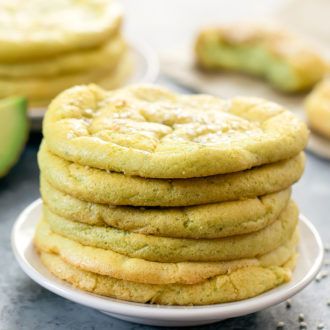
[0,36,126,78]
[195,24,327,92]
[35,219,298,285]
[305,79,330,139]
[0,52,133,104]
[38,142,304,207]
[44,201,298,263]
[40,251,295,305]
[41,176,291,239]
[0,0,122,62]
[43,84,308,178]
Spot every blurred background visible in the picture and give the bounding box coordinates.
[121,0,329,53]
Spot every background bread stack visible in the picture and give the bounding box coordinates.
[35,84,308,305]
[0,0,130,106]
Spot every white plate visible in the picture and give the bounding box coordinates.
[161,50,330,160]
[12,199,324,327]
[29,39,159,131]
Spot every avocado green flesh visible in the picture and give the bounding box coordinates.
[201,42,300,92]
[0,97,28,177]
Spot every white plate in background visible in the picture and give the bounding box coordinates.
[12,199,323,327]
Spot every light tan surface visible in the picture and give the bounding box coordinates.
[41,177,291,239]
[43,84,308,178]
[305,79,330,139]
[35,219,298,285]
[38,143,305,207]
[44,201,298,263]
[40,251,295,305]
[0,0,122,62]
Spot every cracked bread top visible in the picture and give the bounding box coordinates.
[43,84,308,178]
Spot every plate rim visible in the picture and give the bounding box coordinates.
[128,37,160,85]
[11,199,324,322]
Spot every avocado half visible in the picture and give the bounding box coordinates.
[0,97,28,177]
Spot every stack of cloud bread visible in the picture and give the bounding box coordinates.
[35,84,308,306]
[0,0,130,106]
